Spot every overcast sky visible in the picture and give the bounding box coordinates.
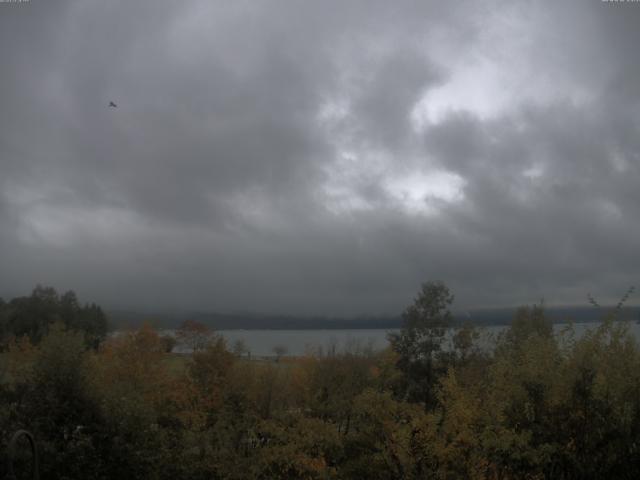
[1,0,640,315]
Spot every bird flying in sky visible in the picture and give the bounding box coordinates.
[109,101,117,108]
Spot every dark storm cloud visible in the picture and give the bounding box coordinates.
[1,0,640,315]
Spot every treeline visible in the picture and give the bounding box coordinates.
[1,282,640,479]
[0,286,108,348]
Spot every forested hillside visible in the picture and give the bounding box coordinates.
[1,283,640,479]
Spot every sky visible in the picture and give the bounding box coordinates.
[1,0,640,316]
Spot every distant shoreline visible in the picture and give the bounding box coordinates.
[107,305,640,331]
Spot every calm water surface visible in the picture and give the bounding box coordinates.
[167,321,640,357]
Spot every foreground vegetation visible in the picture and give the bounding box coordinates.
[1,284,640,479]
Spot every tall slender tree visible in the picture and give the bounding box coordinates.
[389,281,454,408]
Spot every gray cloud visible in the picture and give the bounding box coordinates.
[1,0,640,315]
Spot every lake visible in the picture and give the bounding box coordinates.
[169,320,640,357]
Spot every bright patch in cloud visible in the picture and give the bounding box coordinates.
[384,170,466,214]
[317,98,350,124]
[321,150,465,216]
[523,163,545,180]
[412,58,510,128]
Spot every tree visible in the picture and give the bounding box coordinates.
[91,324,170,478]
[232,338,250,358]
[498,303,551,354]
[189,336,236,403]
[5,286,61,343]
[0,286,108,348]
[342,389,431,479]
[160,334,178,353]
[176,319,214,352]
[75,302,109,348]
[389,281,454,408]
[451,322,481,363]
[0,297,7,345]
[20,323,104,478]
[272,345,288,362]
